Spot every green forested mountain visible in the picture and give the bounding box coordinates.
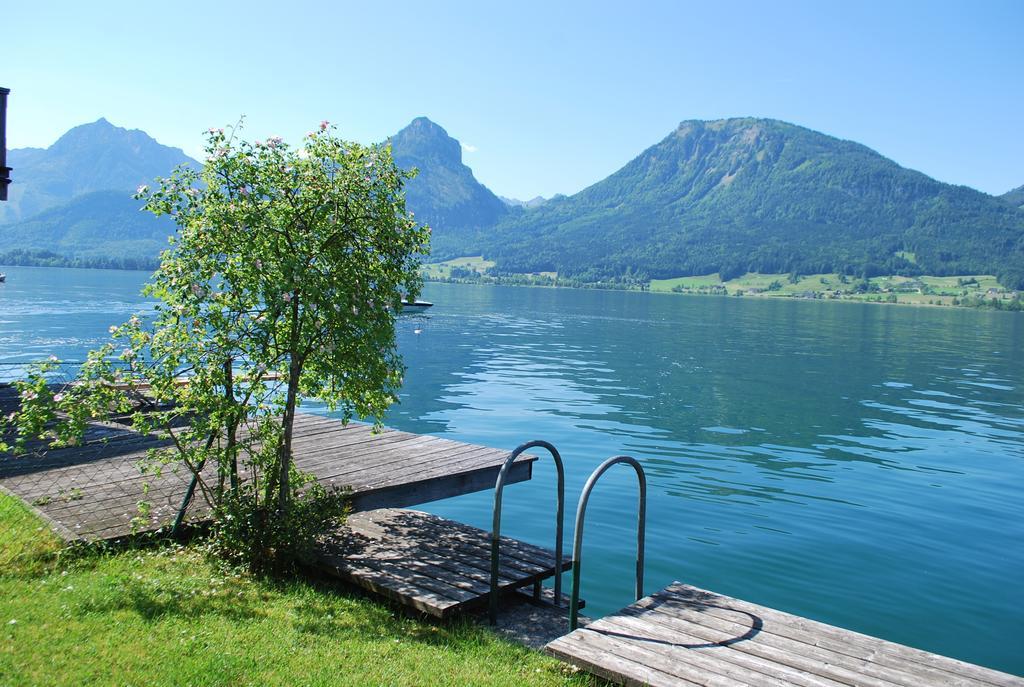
[389,117,508,258]
[1002,185,1024,209]
[1,116,509,267]
[478,118,1024,288]
[0,118,195,224]
[2,116,1022,287]
[0,190,172,263]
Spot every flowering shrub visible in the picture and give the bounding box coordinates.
[2,121,430,572]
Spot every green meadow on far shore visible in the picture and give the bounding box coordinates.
[649,272,1015,307]
[423,257,1020,310]
[0,493,599,687]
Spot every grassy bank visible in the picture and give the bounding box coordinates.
[0,493,596,686]
[422,257,1021,311]
[647,271,1017,308]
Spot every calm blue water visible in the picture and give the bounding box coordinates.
[2,265,1022,674]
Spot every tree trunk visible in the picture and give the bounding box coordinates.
[224,358,239,493]
[278,292,302,512]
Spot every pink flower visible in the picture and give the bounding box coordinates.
[53,393,65,402]
[320,120,329,131]
[282,293,292,303]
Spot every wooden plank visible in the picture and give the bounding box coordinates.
[2,410,537,542]
[346,509,570,573]
[301,437,487,482]
[625,600,921,687]
[344,515,545,583]
[656,584,1023,687]
[348,446,510,486]
[349,461,533,513]
[548,628,706,687]
[347,511,554,578]
[314,509,569,619]
[628,594,974,687]
[597,612,852,687]
[546,583,1024,687]
[350,507,565,577]
[602,606,884,687]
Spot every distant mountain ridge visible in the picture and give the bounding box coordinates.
[499,195,558,209]
[0,118,196,224]
[1002,185,1024,209]
[0,190,172,265]
[389,117,508,258]
[477,118,1024,288]
[2,116,1022,288]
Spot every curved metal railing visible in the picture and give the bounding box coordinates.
[569,455,647,631]
[489,439,565,625]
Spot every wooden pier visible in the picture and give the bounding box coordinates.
[0,385,534,542]
[314,508,572,618]
[546,582,1024,687]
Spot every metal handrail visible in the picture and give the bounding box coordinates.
[569,455,647,631]
[489,439,565,625]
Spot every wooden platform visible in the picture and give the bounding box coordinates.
[313,508,572,618]
[0,389,535,541]
[546,582,1024,687]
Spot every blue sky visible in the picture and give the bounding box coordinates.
[5,0,1022,199]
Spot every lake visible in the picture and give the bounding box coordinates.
[2,265,1022,674]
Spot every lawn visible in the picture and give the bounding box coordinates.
[650,271,1011,307]
[0,493,597,687]
[422,256,496,280]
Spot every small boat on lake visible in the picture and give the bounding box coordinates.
[0,273,6,283]
[399,299,433,313]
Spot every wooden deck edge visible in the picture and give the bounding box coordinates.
[309,557,455,619]
[0,482,84,543]
[545,638,692,687]
[348,460,533,512]
[545,581,1024,687]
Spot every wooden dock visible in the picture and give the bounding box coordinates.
[546,582,1024,687]
[314,508,572,618]
[0,385,535,541]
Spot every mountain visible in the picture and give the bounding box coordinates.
[477,118,1024,288]
[0,190,172,265]
[0,118,196,224]
[499,195,558,209]
[389,117,508,258]
[1002,185,1024,209]
[4,116,1022,288]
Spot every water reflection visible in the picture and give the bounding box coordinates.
[388,283,1023,674]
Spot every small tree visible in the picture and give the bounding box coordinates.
[3,121,430,571]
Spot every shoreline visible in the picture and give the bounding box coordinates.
[423,275,1023,313]
[2,262,1018,313]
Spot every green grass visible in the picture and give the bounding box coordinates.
[651,271,1014,308]
[649,273,723,291]
[422,255,497,280]
[0,492,598,686]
